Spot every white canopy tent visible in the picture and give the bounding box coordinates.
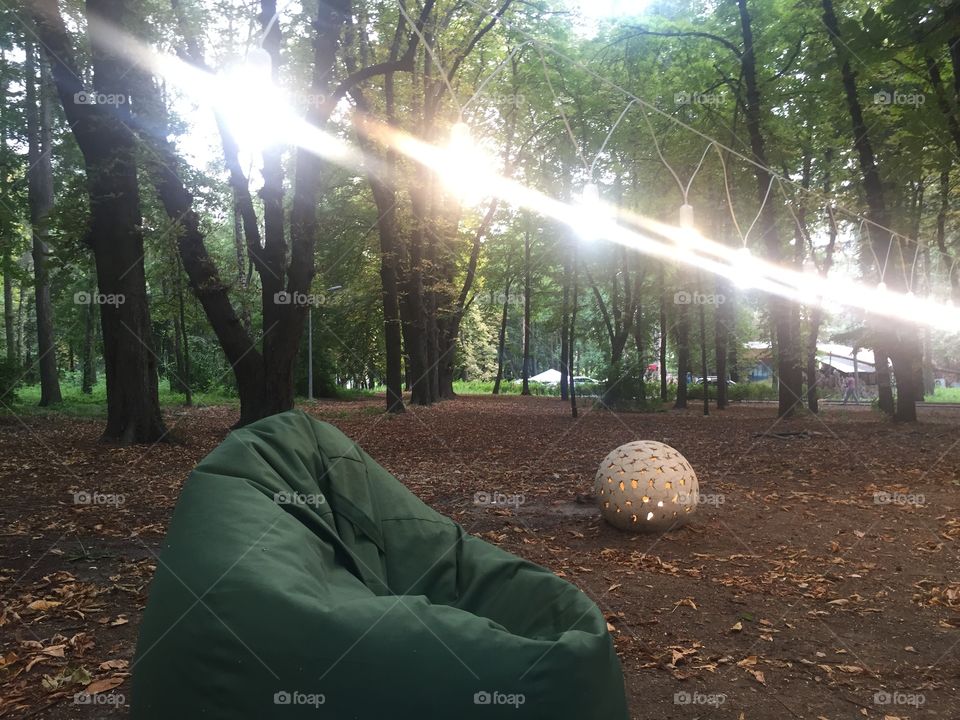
[514,368,564,385]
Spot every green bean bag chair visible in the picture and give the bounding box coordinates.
[132,410,628,719]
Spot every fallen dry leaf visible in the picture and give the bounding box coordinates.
[26,600,61,612]
[84,676,124,695]
[98,659,129,671]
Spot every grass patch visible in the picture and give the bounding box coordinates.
[7,380,238,418]
[924,386,960,403]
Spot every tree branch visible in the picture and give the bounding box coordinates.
[626,27,742,59]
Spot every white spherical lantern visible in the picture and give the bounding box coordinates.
[594,441,699,532]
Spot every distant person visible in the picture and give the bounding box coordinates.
[842,375,859,404]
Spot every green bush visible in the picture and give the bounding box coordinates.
[600,360,646,407]
[685,380,777,402]
[0,358,23,404]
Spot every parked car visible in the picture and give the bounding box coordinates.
[692,376,737,385]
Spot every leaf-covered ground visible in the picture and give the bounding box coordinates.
[1,397,958,719]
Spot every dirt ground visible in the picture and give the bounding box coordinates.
[1,396,958,719]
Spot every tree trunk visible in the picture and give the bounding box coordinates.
[256,0,298,418]
[807,157,838,413]
[560,257,570,401]
[821,0,919,421]
[569,249,579,418]
[81,275,97,393]
[26,43,62,405]
[936,167,959,301]
[154,0,349,424]
[175,261,192,405]
[3,263,13,363]
[381,240,405,412]
[0,51,13,364]
[698,274,709,416]
[492,275,511,395]
[738,0,803,418]
[674,276,690,410]
[659,264,668,401]
[34,0,167,442]
[715,277,730,409]
[521,221,532,396]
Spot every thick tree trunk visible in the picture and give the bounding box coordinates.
[401,170,433,406]
[157,0,348,424]
[34,0,167,443]
[401,267,431,405]
[738,0,803,417]
[256,0,298,418]
[380,233,405,412]
[26,42,61,405]
[821,0,919,421]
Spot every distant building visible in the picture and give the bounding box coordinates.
[742,341,881,385]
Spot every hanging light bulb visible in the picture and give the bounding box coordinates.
[449,121,472,149]
[876,281,887,292]
[581,181,600,206]
[574,181,611,242]
[674,203,697,252]
[732,246,756,289]
[244,47,273,82]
